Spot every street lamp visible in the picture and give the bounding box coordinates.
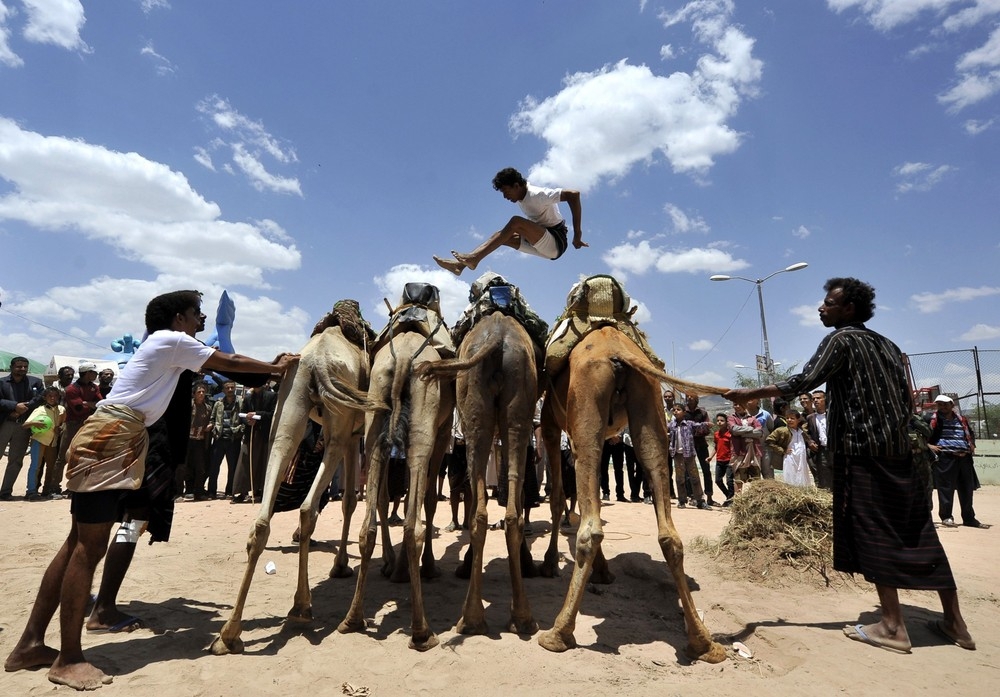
[711,262,808,384]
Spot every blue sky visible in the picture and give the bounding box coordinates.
[1,0,998,394]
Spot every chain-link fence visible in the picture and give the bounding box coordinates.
[906,347,1000,440]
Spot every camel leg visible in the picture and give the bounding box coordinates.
[403,465,436,649]
[339,418,387,634]
[289,437,348,622]
[419,423,451,581]
[538,365,611,653]
[456,415,494,634]
[505,427,538,635]
[539,411,565,578]
[211,402,307,654]
[628,377,725,664]
[331,440,361,578]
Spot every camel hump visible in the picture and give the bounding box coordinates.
[545,275,663,378]
[452,273,548,350]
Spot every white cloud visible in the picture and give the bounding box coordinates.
[665,202,710,233]
[964,117,995,134]
[939,25,1000,111]
[139,0,170,13]
[791,302,823,327]
[196,96,302,196]
[792,225,810,239]
[602,239,748,279]
[372,264,471,326]
[689,339,713,351]
[892,161,956,192]
[0,115,308,359]
[827,1,1000,112]
[659,43,675,60]
[910,285,1000,313]
[22,0,89,53]
[193,146,214,171]
[630,298,653,325]
[0,1,24,68]
[140,40,176,75]
[959,323,1000,341]
[3,280,311,363]
[510,1,762,191]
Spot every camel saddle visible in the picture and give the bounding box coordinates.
[452,272,549,350]
[372,282,456,359]
[544,274,664,377]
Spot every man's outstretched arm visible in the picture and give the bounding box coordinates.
[560,189,587,248]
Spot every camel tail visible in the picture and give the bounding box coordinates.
[317,374,383,413]
[386,353,411,450]
[624,355,729,398]
[415,341,494,381]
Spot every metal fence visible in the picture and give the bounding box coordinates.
[905,347,1000,440]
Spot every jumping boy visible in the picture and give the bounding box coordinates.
[434,167,586,276]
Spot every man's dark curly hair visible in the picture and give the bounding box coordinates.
[145,290,203,333]
[824,277,875,323]
[492,167,526,190]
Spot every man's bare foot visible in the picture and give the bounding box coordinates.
[433,255,465,276]
[4,644,59,671]
[48,660,113,690]
[450,251,478,271]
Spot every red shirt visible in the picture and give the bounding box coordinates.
[714,429,732,462]
[64,380,101,423]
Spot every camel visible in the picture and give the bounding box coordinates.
[337,305,455,651]
[211,306,374,656]
[417,309,543,637]
[536,324,727,663]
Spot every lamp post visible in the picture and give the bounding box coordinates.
[711,262,808,384]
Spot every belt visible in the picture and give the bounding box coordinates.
[941,450,970,457]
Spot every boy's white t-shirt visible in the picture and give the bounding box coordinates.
[517,184,563,228]
[100,330,217,424]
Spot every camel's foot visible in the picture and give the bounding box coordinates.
[456,615,488,636]
[508,615,539,636]
[286,604,313,624]
[538,627,577,653]
[539,552,561,578]
[590,565,616,585]
[408,631,440,651]
[209,633,244,656]
[454,561,472,580]
[687,639,727,664]
[329,562,354,579]
[337,617,367,634]
[389,564,410,584]
[421,562,442,580]
[520,560,539,579]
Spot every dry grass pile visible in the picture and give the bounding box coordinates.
[693,479,844,586]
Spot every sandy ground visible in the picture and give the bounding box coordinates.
[1,475,998,697]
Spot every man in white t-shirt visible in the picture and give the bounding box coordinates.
[4,290,298,691]
[434,167,587,276]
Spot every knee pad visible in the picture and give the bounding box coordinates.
[114,519,148,545]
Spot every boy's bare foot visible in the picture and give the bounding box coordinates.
[433,255,465,276]
[5,644,59,672]
[450,251,478,271]
[48,660,113,690]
